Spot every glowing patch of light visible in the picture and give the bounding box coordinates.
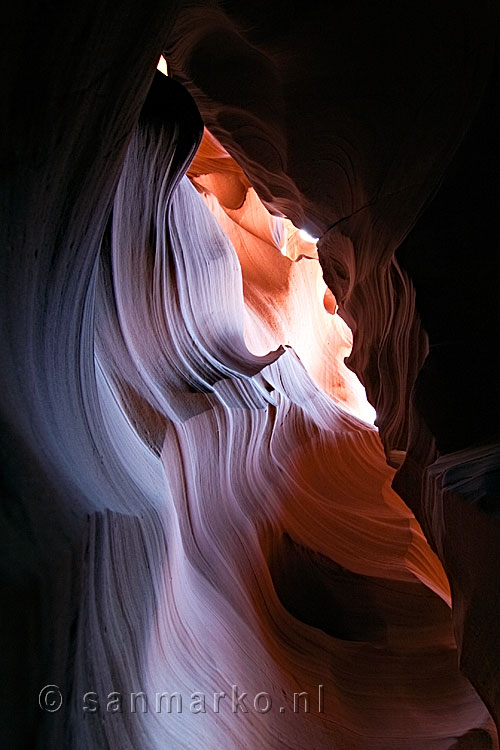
[358,398,377,427]
[157,56,168,76]
[299,229,319,244]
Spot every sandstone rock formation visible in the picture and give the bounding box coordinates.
[2,2,499,748]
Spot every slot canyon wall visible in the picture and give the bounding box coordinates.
[1,1,500,748]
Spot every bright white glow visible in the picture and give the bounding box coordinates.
[157,56,168,77]
[299,229,319,244]
[358,399,377,427]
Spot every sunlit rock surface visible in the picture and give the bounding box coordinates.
[2,2,500,748]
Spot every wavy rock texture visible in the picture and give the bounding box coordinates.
[188,129,376,423]
[88,74,495,748]
[165,0,500,740]
[2,2,500,749]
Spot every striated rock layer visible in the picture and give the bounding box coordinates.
[2,2,500,749]
[165,0,500,739]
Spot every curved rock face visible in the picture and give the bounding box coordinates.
[2,3,500,749]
